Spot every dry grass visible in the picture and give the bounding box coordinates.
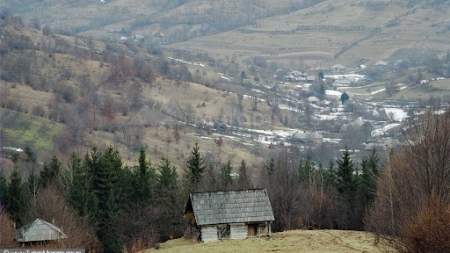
[145,230,394,253]
[101,122,270,172]
[430,79,450,90]
[5,83,53,111]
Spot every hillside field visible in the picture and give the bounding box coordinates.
[147,230,393,253]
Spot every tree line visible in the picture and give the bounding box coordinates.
[3,108,450,252]
[1,139,381,252]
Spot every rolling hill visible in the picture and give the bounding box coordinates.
[0,15,277,170]
[4,0,450,68]
[2,0,450,170]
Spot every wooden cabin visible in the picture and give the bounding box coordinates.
[14,218,67,244]
[184,189,275,242]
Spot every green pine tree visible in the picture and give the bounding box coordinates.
[336,149,355,194]
[6,167,29,226]
[157,156,183,240]
[158,156,178,192]
[40,155,61,187]
[237,160,252,189]
[185,142,206,192]
[324,159,336,188]
[119,166,134,208]
[340,92,350,105]
[1,171,10,208]
[355,150,380,229]
[336,149,356,229]
[367,149,380,178]
[85,146,123,252]
[220,160,233,187]
[133,147,156,203]
[69,153,97,217]
[266,158,276,176]
[299,155,315,184]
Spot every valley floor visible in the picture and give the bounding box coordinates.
[147,229,394,253]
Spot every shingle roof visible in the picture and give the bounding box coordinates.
[188,189,275,226]
[14,218,68,242]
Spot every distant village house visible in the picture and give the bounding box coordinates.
[331,64,346,73]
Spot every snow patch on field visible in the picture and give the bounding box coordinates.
[279,104,298,112]
[370,88,385,95]
[323,138,341,144]
[385,108,408,122]
[371,123,401,137]
[325,90,342,98]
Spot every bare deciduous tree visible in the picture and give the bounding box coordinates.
[1,207,20,247]
[366,110,450,250]
[31,182,100,250]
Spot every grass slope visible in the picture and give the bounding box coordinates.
[147,230,392,253]
[1,109,64,159]
[0,20,275,169]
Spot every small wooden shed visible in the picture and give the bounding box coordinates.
[14,218,68,243]
[184,189,275,242]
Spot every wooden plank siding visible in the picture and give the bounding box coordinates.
[230,223,247,239]
[201,225,218,242]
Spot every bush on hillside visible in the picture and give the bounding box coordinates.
[398,195,450,253]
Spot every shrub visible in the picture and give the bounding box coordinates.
[398,195,450,253]
[1,208,20,247]
[31,105,46,117]
[54,84,77,103]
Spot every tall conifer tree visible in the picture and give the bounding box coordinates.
[336,149,356,229]
[84,147,123,252]
[185,142,206,192]
[69,153,97,217]
[133,147,156,204]
[237,160,252,189]
[40,155,61,187]
[157,156,183,240]
[6,167,29,226]
[220,160,233,188]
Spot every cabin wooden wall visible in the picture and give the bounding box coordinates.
[201,222,272,242]
[201,225,218,242]
[230,223,247,239]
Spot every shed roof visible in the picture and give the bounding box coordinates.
[14,218,67,242]
[186,189,275,226]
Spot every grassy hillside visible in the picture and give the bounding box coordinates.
[2,0,450,168]
[0,17,277,170]
[1,109,63,160]
[147,230,393,253]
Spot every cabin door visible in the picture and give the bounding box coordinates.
[248,224,258,236]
